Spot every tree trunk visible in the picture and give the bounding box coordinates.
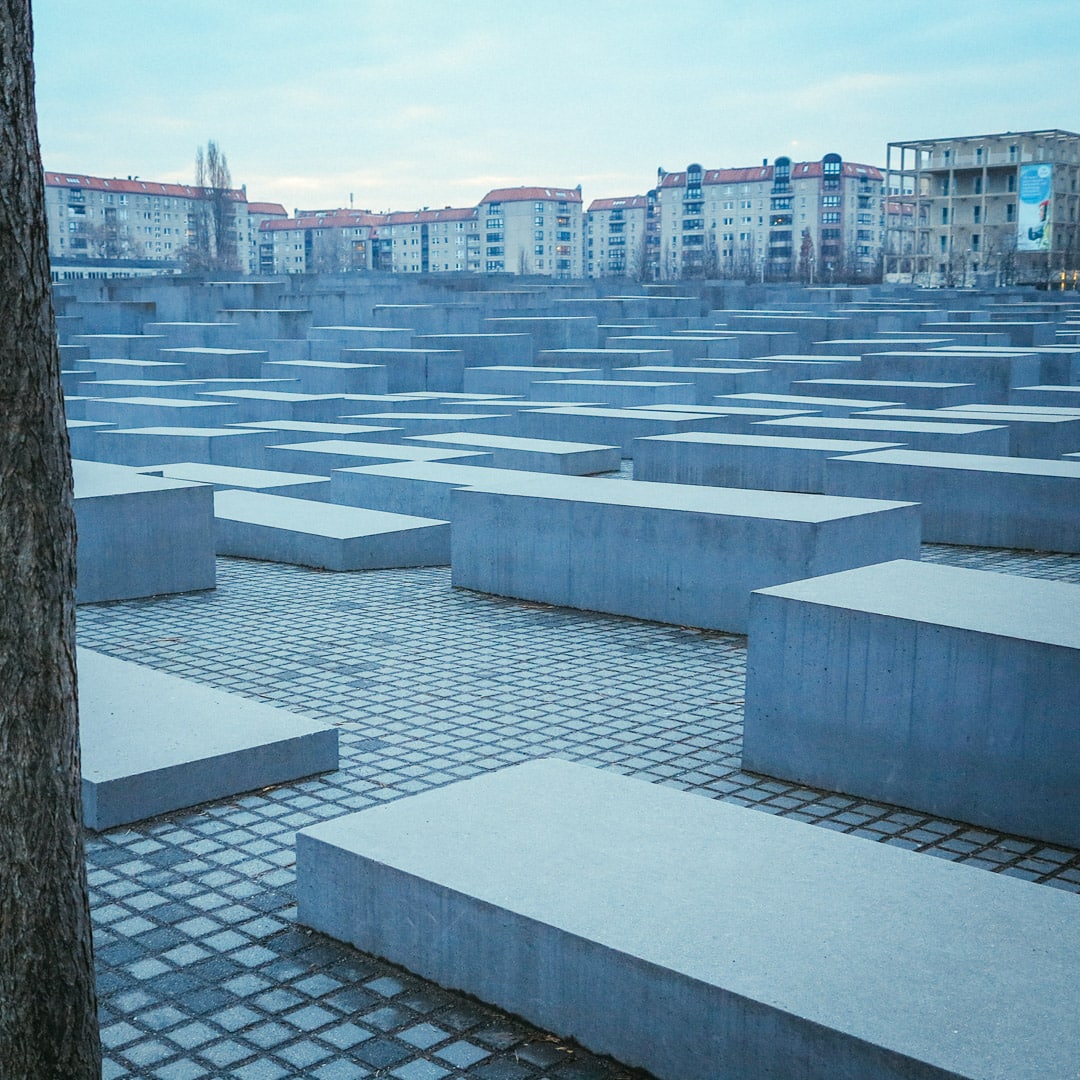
[0,2,101,1077]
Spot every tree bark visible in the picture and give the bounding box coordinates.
[0,2,101,1077]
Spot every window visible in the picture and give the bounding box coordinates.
[1006,202,1016,222]
[973,176,982,194]
[534,244,544,255]
[534,216,544,226]
[822,212,840,224]
[1008,173,1016,193]
[822,195,840,208]
[971,234,980,251]
[973,206,981,224]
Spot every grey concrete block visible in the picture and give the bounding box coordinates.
[78,426,276,468]
[214,490,450,569]
[451,475,920,632]
[80,648,338,831]
[406,432,620,475]
[755,415,1011,454]
[261,360,390,395]
[267,440,492,475]
[138,462,331,499]
[824,448,1080,551]
[82,396,241,429]
[634,432,902,493]
[73,460,216,603]
[795,378,981,408]
[529,379,698,407]
[743,560,1080,847]
[296,758,1080,1080]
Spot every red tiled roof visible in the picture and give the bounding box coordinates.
[480,186,582,204]
[382,207,477,225]
[660,160,884,188]
[586,195,647,212]
[44,172,246,201]
[260,210,388,232]
[247,202,287,216]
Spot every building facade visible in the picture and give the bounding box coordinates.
[884,129,1080,286]
[44,172,262,273]
[259,209,388,274]
[477,186,584,277]
[585,195,650,279]
[653,155,884,282]
[380,207,480,274]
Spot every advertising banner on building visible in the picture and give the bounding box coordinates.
[1017,163,1053,251]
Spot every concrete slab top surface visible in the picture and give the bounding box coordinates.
[803,378,977,390]
[722,393,903,409]
[301,758,1080,1080]
[199,390,345,403]
[534,379,692,389]
[213,490,446,537]
[836,447,1080,477]
[79,647,332,782]
[264,360,384,370]
[72,459,206,498]
[754,558,1080,648]
[644,405,818,418]
[100,397,238,409]
[530,407,738,420]
[865,409,1080,426]
[230,421,396,435]
[108,426,269,437]
[759,416,1005,435]
[946,404,1080,417]
[642,432,903,453]
[138,463,328,488]
[159,348,267,356]
[272,440,487,462]
[354,462,915,521]
[345,412,510,422]
[407,432,620,453]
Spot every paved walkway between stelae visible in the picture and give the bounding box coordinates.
[78,544,1080,1080]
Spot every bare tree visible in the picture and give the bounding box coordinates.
[0,3,101,1077]
[186,139,238,271]
[798,228,815,283]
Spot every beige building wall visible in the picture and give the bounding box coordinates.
[585,196,648,279]
[885,129,1080,286]
[479,186,583,278]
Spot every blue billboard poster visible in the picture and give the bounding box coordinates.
[1018,163,1053,251]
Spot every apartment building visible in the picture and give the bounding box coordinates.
[585,195,650,278]
[884,129,1080,286]
[477,186,584,278]
[380,207,480,274]
[44,172,256,272]
[654,155,884,282]
[259,209,388,274]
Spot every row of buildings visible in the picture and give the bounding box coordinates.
[46,129,1080,286]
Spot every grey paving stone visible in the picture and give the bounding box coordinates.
[76,541,1080,1080]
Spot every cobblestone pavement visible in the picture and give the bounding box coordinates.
[77,544,1080,1080]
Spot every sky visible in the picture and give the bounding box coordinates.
[31,0,1080,215]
